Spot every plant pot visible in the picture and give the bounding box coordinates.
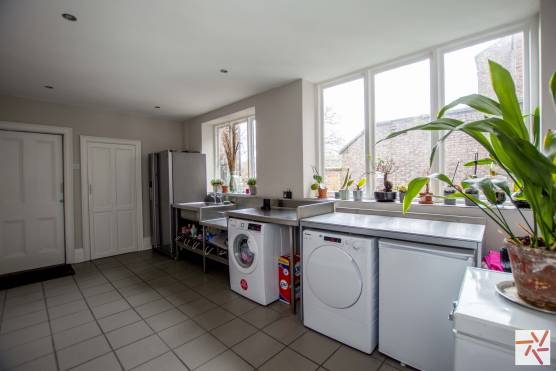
[374,191,396,202]
[249,186,257,196]
[398,192,406,204]
[418,192,433,204]
[492,190,506,205]
[334,191,341,199]
[443,187,457,205]
[511,191,530,208]
[507,242,556,311]
[464,188,479,206]
[339,189,350,200]
[353,190,363,201]
[317,187,328,199]
[221,185,229,193]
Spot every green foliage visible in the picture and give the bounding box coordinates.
[247,177,256,186]
[340,168,354,190]
[311,166,325,190]
[355,178,367,190]
[378,60,556,251]
[210,178,223,186]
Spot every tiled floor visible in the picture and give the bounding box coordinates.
[0,251,410,371]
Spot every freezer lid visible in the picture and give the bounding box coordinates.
[379,239,475,260]
[453,267,556,349]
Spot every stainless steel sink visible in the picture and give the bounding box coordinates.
[173,201,235,221]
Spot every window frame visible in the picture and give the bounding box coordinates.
[213,115,256,191]
[317,18,538,199]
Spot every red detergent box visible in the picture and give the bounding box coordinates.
[278,254,300,304]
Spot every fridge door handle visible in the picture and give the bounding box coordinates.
[448,300,458,321]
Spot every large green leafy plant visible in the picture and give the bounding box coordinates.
[378,61,556,251]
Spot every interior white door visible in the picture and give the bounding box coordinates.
[0,130,65,274]
[87,141,140,259]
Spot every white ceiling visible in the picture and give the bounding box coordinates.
[0,0,539,121]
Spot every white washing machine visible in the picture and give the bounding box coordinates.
[228,218,287,305]
[302,229,378,354]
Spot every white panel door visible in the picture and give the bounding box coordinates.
[87,141,139,259]
[0,130,65,274]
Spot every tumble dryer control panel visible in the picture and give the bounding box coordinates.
[303,230,367,251]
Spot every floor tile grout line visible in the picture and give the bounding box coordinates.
[93,257,192,371]
[71,268,126,371]
[41,281,62,371]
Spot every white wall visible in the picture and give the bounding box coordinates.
[185,79,317,199]
[540,0,556,134]
[0,94,185,256]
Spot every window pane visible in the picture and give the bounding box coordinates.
[323,78,366,193]
[235,121,249,190]
[374,59,431,191]
[252,119,257,177]
[216,125,230,182]
[443,33,524,187]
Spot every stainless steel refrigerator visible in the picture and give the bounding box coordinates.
[148,151,207,256]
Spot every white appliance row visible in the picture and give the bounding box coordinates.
[302,229,475,371]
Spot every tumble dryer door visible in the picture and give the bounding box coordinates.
[232,232,258,274]
[306,245,363,309]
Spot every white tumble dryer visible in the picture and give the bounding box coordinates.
[228,218,287,305]
[302,229,378,354]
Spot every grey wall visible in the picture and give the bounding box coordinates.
[0,94,185,254]
[185,79,316,199]
[541,0,556,134]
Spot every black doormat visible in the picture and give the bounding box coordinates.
[0,264,75,290]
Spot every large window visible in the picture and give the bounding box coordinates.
[319,23,534,199]
[214,116,256,192]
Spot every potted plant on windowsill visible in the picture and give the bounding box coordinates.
[353,177,366,201]
[247,177,257,196]
[374,158,397,202]
[210,178,223,193]
[339,168,354,200]
[378,60,556,311]
[310,166,328,199]
[396,184,407,204]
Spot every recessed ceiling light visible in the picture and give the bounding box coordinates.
[154,106,161,109]
[220,69,229,74]
[62,13,77,22]
[44,85,54,89]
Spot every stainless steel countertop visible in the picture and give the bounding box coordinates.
[225,207,299,226]
[173,202,233,211]
[301,212,485,249]
[200,218,228,230]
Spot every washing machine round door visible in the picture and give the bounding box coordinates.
[306,245,362,309]
[232,233,258,274]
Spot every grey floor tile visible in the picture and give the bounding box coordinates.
[193,307,235,331]
[0,309,48,334]
[135,298,173,319]
[3,299,46,319]
[197,350,254,371]
[260,348,318,371]
[71,352,122,371]
[44,285,81,299]
[111,276,142,289]
[7,283,42,298]
[86,290,123,307]
[267,300,291,314]
[174,333,227,369]
[105,320,153,349]
[289,330,341,364]
[0,322,50,351]
[204,289,241,305]
[47,291,84,307]
[0,336,53,369]
[323,345,383,371]
[48,299,88,319]
[91,299,131,319]
[115,334,169,370]
[240,306,282,329]
[5,290,43,306]
[263,316,306,345]
[98,309,141,332]
[126,290,162,307]
[57,335,111,370]
[132,351,188,371]
[177,297,217,317]
[158,319,205,349]
[210,318,258,347]
[50,309,94,333]
[76,276,109,289]
[53,321,102,350]
[378,364,402,371]
[221,297,258,316]
[165,289,201,306]
[232,331,285,367]
[10,353,58,371]
[145,308,188,332]
[81,283,114,297]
